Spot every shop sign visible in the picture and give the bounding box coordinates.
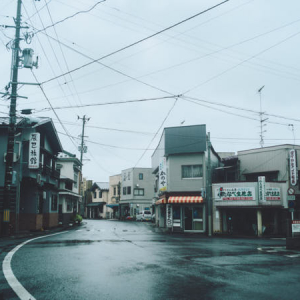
[258,176,266,202]
[265,187,281,200]
[292,220,300,233]
[216,187,255,201]
[28,132,40,169]
[159,157,167,192]
[166,204,173,228]
[289,149,297,186]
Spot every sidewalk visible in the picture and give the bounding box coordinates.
[0,222,82,242]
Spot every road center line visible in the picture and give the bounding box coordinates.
[2,231,68,300]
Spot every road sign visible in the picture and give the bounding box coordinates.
[287,195,296,201]
[288,187,295,195]
[289,208,295,213]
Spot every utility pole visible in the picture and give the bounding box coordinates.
[2,0,22,236]
[78,115,90,217]
[207,132,212,237]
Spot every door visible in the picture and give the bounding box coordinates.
[58,204,63,222]
[184,207,193,230]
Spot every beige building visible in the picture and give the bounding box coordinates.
[87,182,109,219]
[108,174,121,219]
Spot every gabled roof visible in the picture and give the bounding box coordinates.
[91,182,109,191]
[0,117,63,153]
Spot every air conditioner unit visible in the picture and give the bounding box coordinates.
[4,153,19,162]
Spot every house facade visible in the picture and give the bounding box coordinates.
[107,174,121,219]
[0,117,62,233]
[57,151,82,225]
[119,168,155,219]
[87,182,109,219]
[213,144,300,237]
[152,125,221,233]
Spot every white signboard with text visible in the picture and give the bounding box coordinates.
[289,149,297,186]
[159,157,167,192]
[28,132,40,169]
[216,187,255,201]
[166,204,173,228]
[258,176,266,202]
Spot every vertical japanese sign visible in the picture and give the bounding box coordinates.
[159,157,167,192]
[258,176,266,202]
[28,132,40,169]
[166,204,173,228]
[290,149,297,186]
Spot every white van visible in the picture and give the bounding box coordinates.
[136,210,152,222]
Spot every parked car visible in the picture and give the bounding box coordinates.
[136,210,152,222]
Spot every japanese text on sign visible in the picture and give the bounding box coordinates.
[28,133,40,169]
[216,187,255,201]
[159,157,167,192]
[289,149,298,186]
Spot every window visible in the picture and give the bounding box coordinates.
[139,173,143,180]
[113,187,116,196]
[74,172,78,188]
[123,187,126,195]
[99,190,102,198]
[182,165,203,178]
[94,191,97,198]
[134,188,144,196]
[127,186,131,194]
[128,172,131,180]
[66,200,72,212]
[123,173,126,181]
[51,195,58,211]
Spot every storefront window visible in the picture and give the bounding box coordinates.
[193,207,203,231]
[173,206,181,219]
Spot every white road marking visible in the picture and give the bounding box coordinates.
[2,231,68,300]
[285,254,300,258]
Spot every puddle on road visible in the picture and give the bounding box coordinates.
[30,239,168,247]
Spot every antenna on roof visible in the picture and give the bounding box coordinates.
[258,86,268,148]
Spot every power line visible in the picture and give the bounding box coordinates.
[183,95,300,124]
[40,0,230,85]
[183,29,300,94]
[134,97,179,167]
[31,70,78,151]
[35,0,106,34]
[34,95,179,112]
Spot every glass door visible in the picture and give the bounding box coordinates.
[193,207,204,231]
[184,207,193,230]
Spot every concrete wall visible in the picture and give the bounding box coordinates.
[168,153,205,191]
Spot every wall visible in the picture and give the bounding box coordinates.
[168,153,205,192]
[238,146,298,181]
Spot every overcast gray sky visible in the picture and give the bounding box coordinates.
[1,0,300,181]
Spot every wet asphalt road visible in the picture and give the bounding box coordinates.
[1,219,300,300]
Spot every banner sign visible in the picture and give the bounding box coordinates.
[216,187,255,200]
[166,204,173,228]
[292,220,300,233]
[258,176,266,202]
[266,187,281,200]
[28,133,40,169]
[159,157,167,192]
[289,149,297,186]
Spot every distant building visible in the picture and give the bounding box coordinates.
[87,182,109,219]
[119,168,155,219]
[57,151,82,225]
[108,174,121,219]
[82,177,93,218]
[0,117,62,233]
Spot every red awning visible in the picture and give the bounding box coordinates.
[168,196,203,204]
[155,198,166,205]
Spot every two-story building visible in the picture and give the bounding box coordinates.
[152,125,221,233]
[213,144,300,237]
[0,117,62,233]
[87,182,109,219]
[107,174,121,219]
[57,151,82,225]
[119,168,155,219]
